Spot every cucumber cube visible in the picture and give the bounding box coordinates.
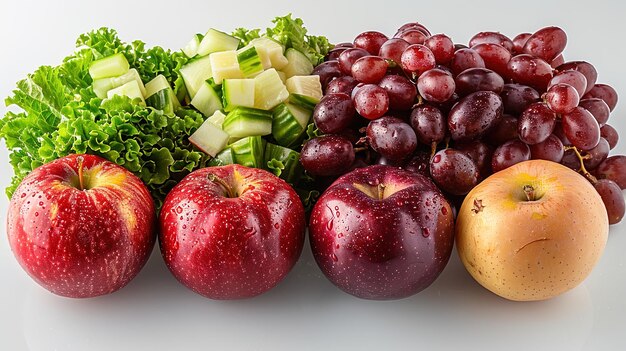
[89,53,130,80]
[188,119,230,157]
[179,55,213,99]
[209,50,243,84]
[107,80,145,106]
[191,81,223,117]
[197,29,240,56]
[254,69,289,110]
[223,79,255,111]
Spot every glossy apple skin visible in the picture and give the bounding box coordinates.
[309,165,455,300]
[7,154,156,298]
[159,164,305,299]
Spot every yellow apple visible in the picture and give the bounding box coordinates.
[456,160,608,301]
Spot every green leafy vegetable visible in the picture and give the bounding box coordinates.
[0,28,206,208]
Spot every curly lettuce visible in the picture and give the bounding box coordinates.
[0,28,206,208]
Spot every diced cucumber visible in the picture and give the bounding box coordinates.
[222,79,255,111]
[188,118,230,157]
[222,107,273,138]
[197,29,240,57]
[179,55,213,99]
[236,46,264,77]
[190,81,223,117]
[249,37,288,70]
[182,33,203,58]
[288,94,319,111]
[207,110,226,128]
[286,75,323,100]
[254,68,289,110]
[271,103,311,147]
[89,53,130,80]
[107,80,145,106]
[145,75,181,113]
[208,148,234,166]
[209,50,243,84]
[92,68,146,99]
[229,136,266,168]
[264,142,302,184]
[282,48,314,78]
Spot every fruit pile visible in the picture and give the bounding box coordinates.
[302,23,625,224]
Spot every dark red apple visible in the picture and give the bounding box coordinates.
[7,154,156,298]
[159,164,305,299]
[309,165,455,300]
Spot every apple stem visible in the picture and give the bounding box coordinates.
[523,185,535,201]
[77,156,85,191]
[564,146,598,184]
[208,174,236,198]
[377,183,385,200]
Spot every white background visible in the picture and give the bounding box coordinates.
[1,1,625,350]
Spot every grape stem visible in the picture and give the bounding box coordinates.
[430,142,438,158]
[564,146,598,184]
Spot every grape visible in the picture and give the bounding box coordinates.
[354,31,389,55]
[454,44,469,51]
[400,44,436,77]
[491,139,531,172]
[523,26,567,62]
[366,116,417,161]
[397,29,429,45]
[450,48,486,76]
[455,67,504,96]
[560,148,580,170]
[404,150,431,177]
[378,38,411,65]
[410,104,446,145]
[562,107,601,150]
[548,70,587,97]
[430,149,480,195]
[469,32,514,52]
[300,135,355,176]
[506,54,553,91]
[313,61,343,90]
[595,155,626,189]
[417,68,456,103]
[600,124,619,149]
[448,91,503,141]
[424,34,455,64]
[579,98,610,126]
[334,43,354,49]
[395,23,431,37]
[556,61,598,95]
[512,33,531,54]
[518,102,556,145]
[530,134,564,162]
[500,83,540,115]
[378,74,417,111]
[338,48,370,75]
[353,84,389,120]
[583,138,610,170]
[550,54,565,68]
[326,76,359,95]
[552,121,572,146]
[545,83,580,114]
[594,179,626,225]
[456,140,493,178]
[313,93,356,134]
[484,114,519,145]
[472,43,511,77]
[583,84,618,111]
[351,56,388,84]
[326,47,348,61]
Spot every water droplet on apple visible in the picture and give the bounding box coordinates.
[200,229,206,235]
[334,206,339,210]
[335,211,340,217]
[182,225,187,230]
[441,207,448,215]
[335,244,340,249]
[176,206,183,214]
[20,193,26,198]
[337,233,344,238]
[331,253,339,262]
[421,227,430,237]
[35,212,39,217]
[326,218,334,230]
[274,223,280,229]
[39,201,44,206]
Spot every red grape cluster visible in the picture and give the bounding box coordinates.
[301,23,625,224]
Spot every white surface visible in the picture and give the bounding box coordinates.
[1,1,625,350]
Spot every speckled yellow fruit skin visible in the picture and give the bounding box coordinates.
[456,160,608,301]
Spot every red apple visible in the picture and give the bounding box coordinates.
[309,165,455,300]
[159,164,305,299]
[7,154,156,298]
